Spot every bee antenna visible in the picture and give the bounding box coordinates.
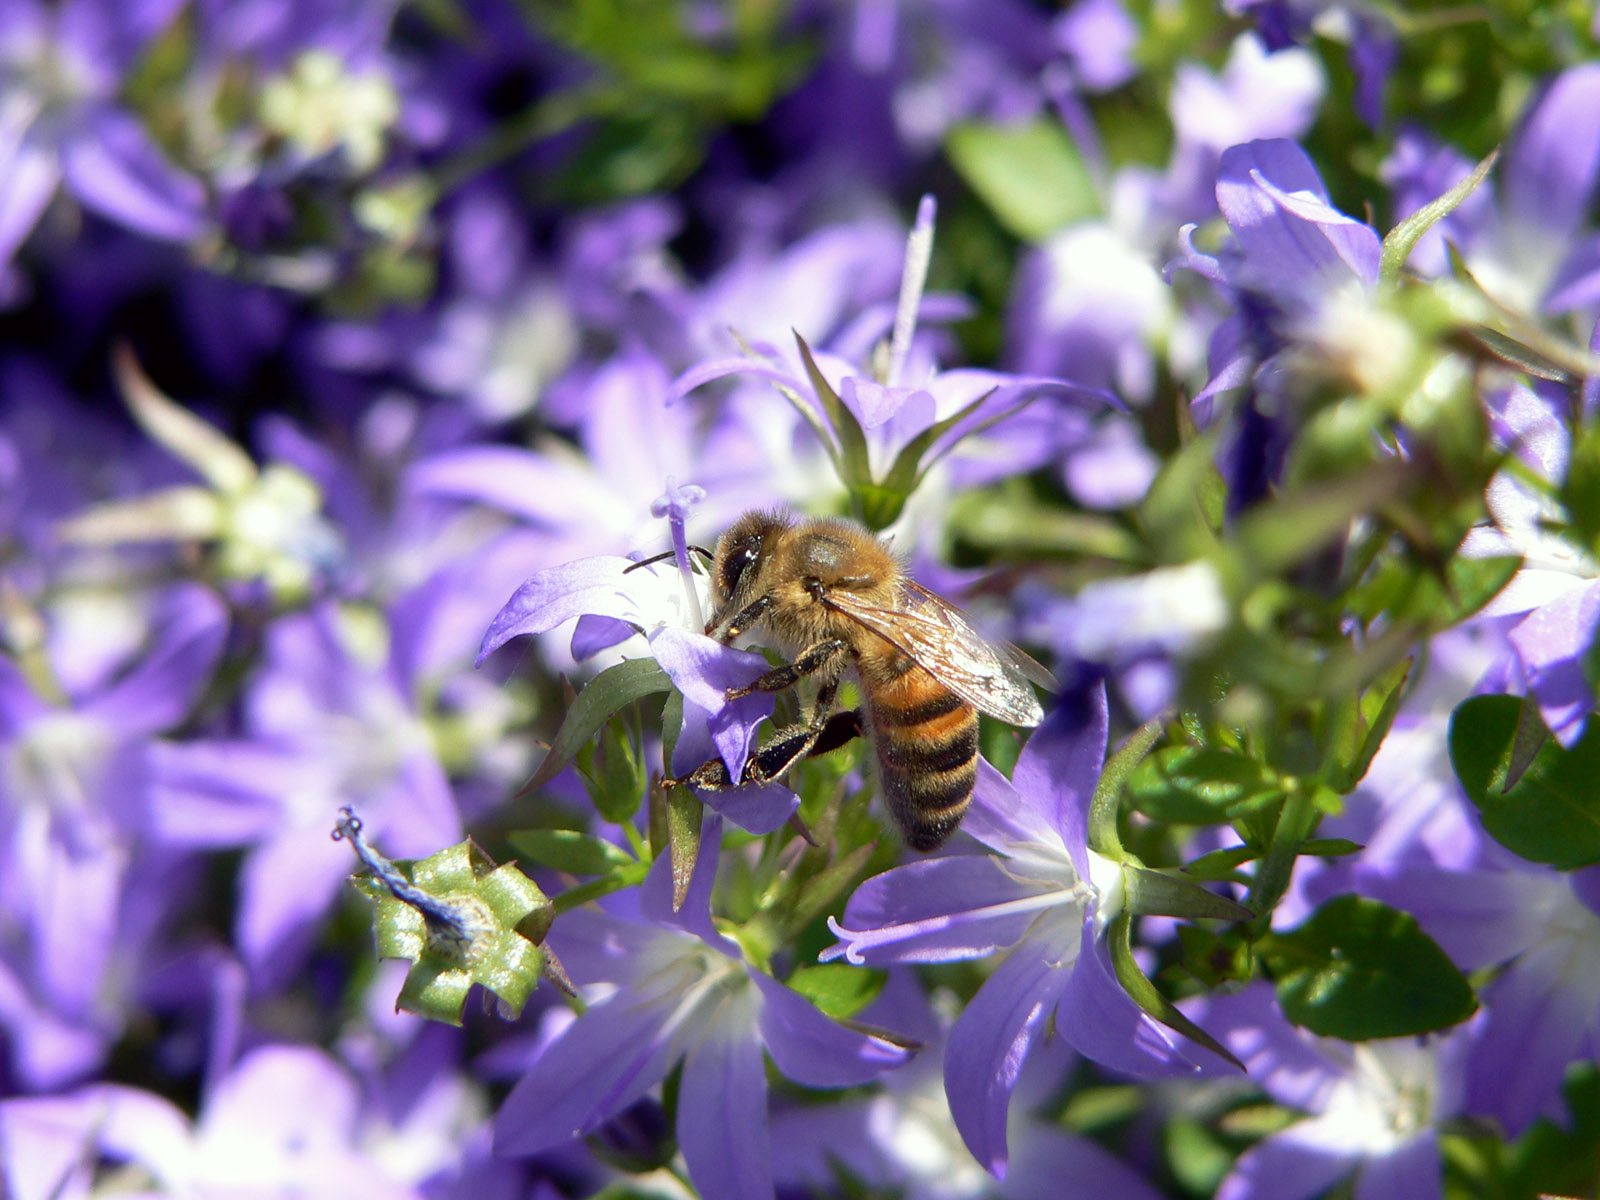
[624,546,713,574]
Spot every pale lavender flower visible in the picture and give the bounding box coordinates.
[824,683,1204,1176]
[0,582,227,1088]
[0,0,206,267]
[493,816,912,1200]
[0,1043,459,1200]
[1226,1,1396,125]
[1193,983,1467,1200]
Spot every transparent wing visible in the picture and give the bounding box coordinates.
[822,580,1048,726]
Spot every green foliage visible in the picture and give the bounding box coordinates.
[1448,694,1600,869]
[1260,895,1477,1039]
[945,119,1099,241]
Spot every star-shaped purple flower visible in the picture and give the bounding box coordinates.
[493,816,912,1200]
[823,682,1203,1176]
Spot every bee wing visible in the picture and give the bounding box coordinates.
[822,580,1048,726]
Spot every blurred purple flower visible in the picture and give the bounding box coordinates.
[494,816,912,1200]
[1193,983,1466,1200]
[1462,380,1600,747]
[0,1043,461,1200]
[824,683,1204,1176]
[0,0,205,266]
[1226,1,1396,125]
[0,582,226,1088]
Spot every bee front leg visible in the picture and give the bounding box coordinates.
[724,638,851,701]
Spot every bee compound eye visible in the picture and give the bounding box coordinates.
[721,540,760,594]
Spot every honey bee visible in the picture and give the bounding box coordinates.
[662,510,1050,850]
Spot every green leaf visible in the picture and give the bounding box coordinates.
[508,828,636,875]
[1448,694,1600,868]
[946,119,1097,241]
[785,963,885,1020]
[1560,426,1600,559]
[1106,911,1244,1070]
[1263,894,1477,1039]
[1321,657,1412,794]
[1089,716,1165,858]
[522,658,673,792]
[1379,147,1498,284]
[1126,744,1281,825]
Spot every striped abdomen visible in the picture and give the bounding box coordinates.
[865,669,980,851]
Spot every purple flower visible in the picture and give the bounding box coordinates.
[0,1043,454,1200]
[0,0,206,266]
[493,816,912,1200]
[1192,983,1467,1200]
[1461,380,1600,747]
[476,515,797,834]
[771,971,1166,1200]
[823,683,1203,1176]
[0,582,226,1088]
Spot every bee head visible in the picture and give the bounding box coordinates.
[707,509,791,634]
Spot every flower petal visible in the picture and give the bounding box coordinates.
[494,987,682,1156]
[677,1014,773,1200]
[822,854,1043,965]
[59,108,205,243]
[943,925,1075,1177]
[1057,924,1200,1078]
[751,970,912,1087]
[1216,1121,1358,1200]
[81,585,228,735]
[1354,1132,1442,1200]
[477,556,654,662]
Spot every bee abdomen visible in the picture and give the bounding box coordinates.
[867,686,979,852]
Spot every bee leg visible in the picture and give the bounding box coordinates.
[662,684,861,792]
[708,593,773,639]
[724,638,851,701]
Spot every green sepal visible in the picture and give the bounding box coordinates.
[1122,866,1254,923]
[520,657,672,795]
[1106,910,1244,1071]
[1260,894,1477,1039]
[1379,148,1498,285]
[1089,716,1164,859]
[352,838,554,1025]
[795,332,872,490]
[1319,656,1412,794]
[1448,694,1600,869]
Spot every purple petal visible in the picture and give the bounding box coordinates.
[1544,231,1600,313]
[495,987,682,1156]
[943,924,1076,1177]
[0,654,51,736]
[1351,865,1552,971]
[1216,1124,1358,1200]
[1217,140,1380,295]
[1464,944,1596,1135]
[669,357,802,402]
[476,556,642,662]
[1504,64,1600,245]
[0,1092,101,1200]
[1007,1125,1169,1200]
[234,830,350,986]
[751,970,911,1086]
[677,1022,772,1200]
[1026,683,1106,874]
[1354,1133,1441,1200]
[649,625,772,784]
[195,1045,358,1148]
[59,108,205,243]
[822,854,1041,965]
[638,814,742,958]
[1507,578,1600,747]
[1057,924,1201,1077]
[409,446,614,527]
[1185,982,1342,1106]
[0,136,60,264]
[82,584,228,735]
